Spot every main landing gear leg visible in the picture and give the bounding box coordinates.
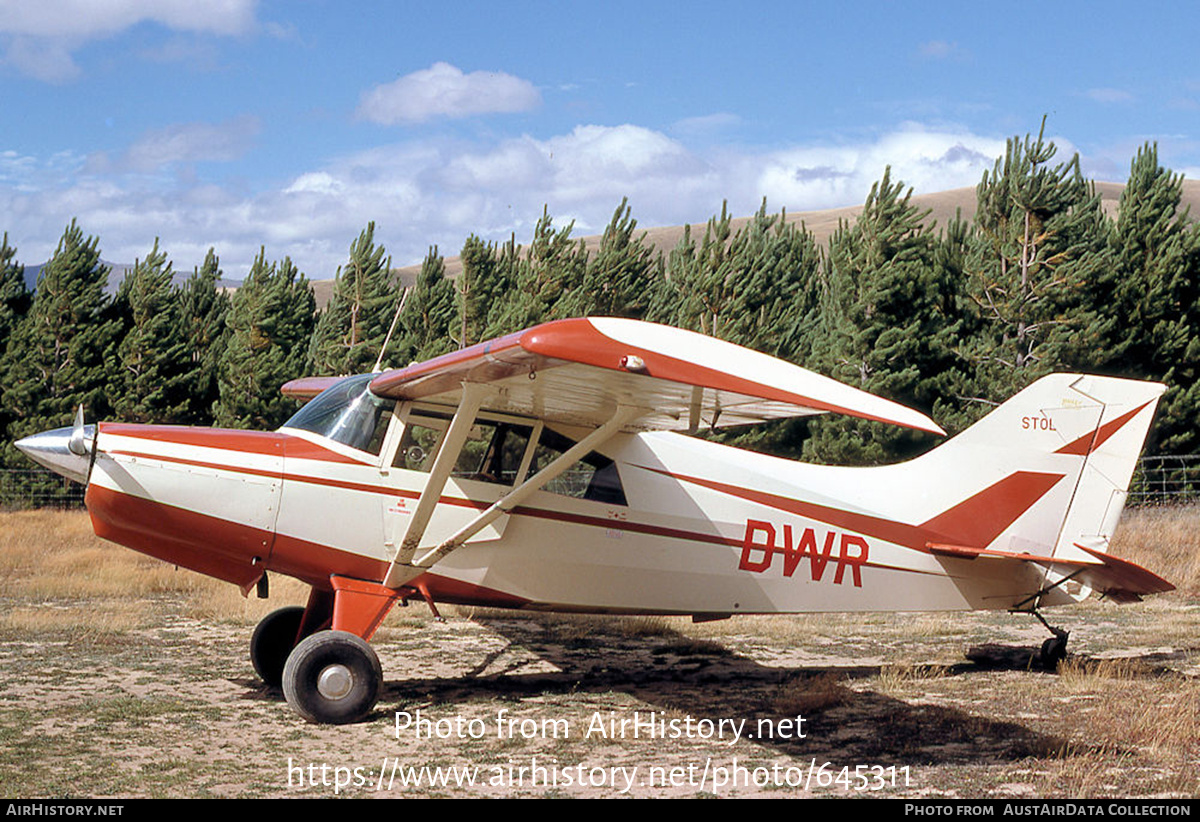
[1030,611,1069,669]
[250,588,334,688]
[280,577,400,724]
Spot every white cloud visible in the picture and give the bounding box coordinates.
[757,125,1006,210]
[0,0,256,39]
[357,62,541,125]
[284,172,344,196]
[0,122,1029,282]
[0,0,257,81]
[121,116,261,172]
[1,35,79,82]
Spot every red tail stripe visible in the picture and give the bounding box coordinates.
[643,468,1064,551]
[1054,401,1151,456]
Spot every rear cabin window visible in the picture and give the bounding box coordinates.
[531,427,626,506]
[394,410,626,505]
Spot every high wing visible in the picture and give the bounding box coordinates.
[285,317,944,435]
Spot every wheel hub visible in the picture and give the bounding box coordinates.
[316,664,353,700]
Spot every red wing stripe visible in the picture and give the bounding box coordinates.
[1055,401,1151,456]
[642,468,1065,551]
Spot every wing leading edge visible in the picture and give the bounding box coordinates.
[339,317,945,435]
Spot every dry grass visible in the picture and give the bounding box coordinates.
[0,509,308,625]
[1,506,1197,798]
[874,663,947,695]
[772,671,849,715]
[1111,504,1200,596]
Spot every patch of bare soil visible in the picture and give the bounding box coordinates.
[1,510,1197,798]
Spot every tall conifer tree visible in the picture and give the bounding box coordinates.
[179,248,230,425]
[1107,144,1200,454]
[400,246,456,362]
[453,234,513,349]
[2,221,118,481]
[965,119,1113,400]
[111,239,189,423]
[490,209,587,331]
[568,198,663,320]
[308,222,397,374]
[804,169,969,464]
[215,249,315,429]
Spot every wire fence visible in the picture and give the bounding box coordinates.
[1128,455,1200,506]
[0,468,86,510]
[2,456,1199,510]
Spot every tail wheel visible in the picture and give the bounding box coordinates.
[250,606,306,688]
[1039,633,1069,669]
[282,631,382,724]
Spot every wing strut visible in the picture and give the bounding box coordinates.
[383,403,644,590]
[388,382,488,574]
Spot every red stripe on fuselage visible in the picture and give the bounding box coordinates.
[102,423,368,465]
[97,428,1000,575]
[642,468,1065,552]
[100,441,745,547]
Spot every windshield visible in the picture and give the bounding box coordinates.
[283,374,392,454]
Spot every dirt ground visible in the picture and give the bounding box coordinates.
[1,511,1198,799]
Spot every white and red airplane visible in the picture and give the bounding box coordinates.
[16,317,1173,724]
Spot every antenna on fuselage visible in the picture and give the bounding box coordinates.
[373,287,410,374]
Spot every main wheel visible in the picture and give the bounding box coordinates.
[250,606,306,688]
[282,631,382,724]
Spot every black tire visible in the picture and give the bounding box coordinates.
[1039,634,1069,669]
[250,606,305,688]
[282,631,382,724]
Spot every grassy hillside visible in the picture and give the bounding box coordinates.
[312,180,1200,311]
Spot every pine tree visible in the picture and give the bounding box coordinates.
[489,208,587,332]
[178,248,230,425]
[655,200,822,360]
[722,200,823,360]
[0,233,31,480]
[215,249,315,429]
[661,202,736,339]
[308,223,398,374]
[111,239,190,423]
[400,246,456,362]
[568,198,663,319]
[2,221,118,477]
[803,168,970,464]
[0,233,30,349]
[1107,144,1200,454]
[965,118,1113,401]
[453,234,511,349]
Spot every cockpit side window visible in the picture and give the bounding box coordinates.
[393,410,533,486]
[283,374,393,455]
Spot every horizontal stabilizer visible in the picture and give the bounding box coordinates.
[928,542,1174,603]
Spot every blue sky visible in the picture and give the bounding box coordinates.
[1,0,1197,280]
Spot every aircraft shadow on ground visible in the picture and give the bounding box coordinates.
[365,615,1160,766]
[238,615,1182,764]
